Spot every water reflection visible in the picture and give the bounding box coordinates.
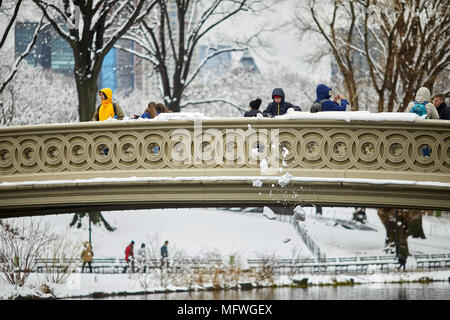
[86,282,450,300]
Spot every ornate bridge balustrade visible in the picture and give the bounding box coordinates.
[0,117,449,217]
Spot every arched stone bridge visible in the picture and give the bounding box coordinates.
[0,117,449,218]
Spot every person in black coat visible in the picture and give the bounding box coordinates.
[432,94,450,120]
[397,252,407,272]
[262,88,301,117]
[244,98,262,117]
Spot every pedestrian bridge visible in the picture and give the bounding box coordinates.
[0,115,449,218]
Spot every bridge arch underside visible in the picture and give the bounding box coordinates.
[0,178,448,218]
[1,118,449,218]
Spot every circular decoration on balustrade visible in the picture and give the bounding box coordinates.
[304,139,321,159]
[279,140,293,166]
[0,141,14,169]
[13,136,43,174]
[114,132,141,170]
[443,140,450,173]
[245,129,270,168]
[350,130,382,170]
[321,130,353,170]
[193,129,224,168]
[62,134,91,171]
[222,132,245,168]
[389,143,404,158]
[135,130,168,169]
[298,130,326,169]
[41,136,66,172]
[379,131,409,171]
[164,129,192,169]
[277,129,297,168]
[405,132,441,172]
[86,133,119,171]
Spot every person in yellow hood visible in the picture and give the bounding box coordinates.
[92,88,125,121]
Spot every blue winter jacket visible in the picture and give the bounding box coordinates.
[140,111,160,119]
[315,84,348,111]
[161,245,168,258]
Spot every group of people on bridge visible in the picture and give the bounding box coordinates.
[244,85,449,120]
[92,85,449,123]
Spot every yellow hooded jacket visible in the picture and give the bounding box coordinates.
[93,88,125,121]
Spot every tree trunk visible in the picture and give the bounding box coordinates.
[76,76,99,122]
[377,208,428,256]
[407,209,427,239]
[377,208,409,255]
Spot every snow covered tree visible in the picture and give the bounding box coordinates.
[181,65,317,116]
[119,0,274,112]
[295,0,450,112]
[31,0,158,121]
[0,218,56,287]
[0,0,47,123]
[1,61,79,126]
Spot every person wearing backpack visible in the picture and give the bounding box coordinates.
[310,84,348,113]
[92,88,125,121]
[405,87,439,119]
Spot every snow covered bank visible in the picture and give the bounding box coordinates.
[1,270,449,300]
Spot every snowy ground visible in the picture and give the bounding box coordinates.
[1,206,450,299]
[36,208,312,260]
[299,207,450,257]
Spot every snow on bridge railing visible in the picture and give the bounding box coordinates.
[0,112,448,183]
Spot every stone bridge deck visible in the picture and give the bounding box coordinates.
[0,117,449,217]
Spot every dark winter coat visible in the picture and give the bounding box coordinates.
[397,253,407,264]
[315,84,348,111]
[161,244,168,258]
[436,102,450,120]
[262,88,301,117]
[244,109,262,117]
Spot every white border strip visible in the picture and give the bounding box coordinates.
[1,176,450,188]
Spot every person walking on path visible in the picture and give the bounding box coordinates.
[262,88,301,117]
[137,243,148,273]
[397,252,407,272]
[160,240,169,268]
[92,88,125,121]
[81,242,94,273]
[124,241,135,273]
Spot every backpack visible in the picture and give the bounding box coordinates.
[96,102,118,120]
[409,101,428,117]
[310,99,328,113]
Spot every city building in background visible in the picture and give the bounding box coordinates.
[13,22,134,96]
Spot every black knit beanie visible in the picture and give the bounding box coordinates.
[249,98,262,110]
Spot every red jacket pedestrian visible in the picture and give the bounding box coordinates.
[125,241,135,262]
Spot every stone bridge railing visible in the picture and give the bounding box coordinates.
[0,116,449,216]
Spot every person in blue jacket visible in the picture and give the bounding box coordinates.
[314,84,349,111]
